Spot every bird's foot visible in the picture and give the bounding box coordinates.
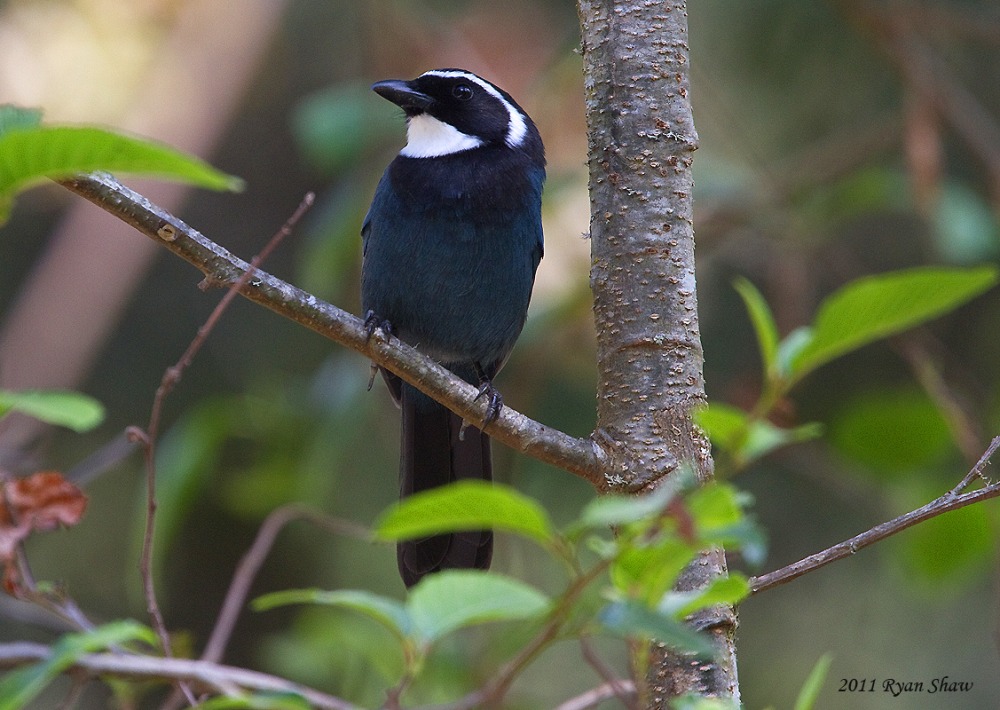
[474,379,503,427]
[363,310,395,343]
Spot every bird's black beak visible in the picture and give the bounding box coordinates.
[372,80,434,115]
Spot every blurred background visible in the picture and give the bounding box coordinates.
[1,0,999,708]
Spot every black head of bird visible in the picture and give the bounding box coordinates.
[371,69,544,163]
[361,69,545,586]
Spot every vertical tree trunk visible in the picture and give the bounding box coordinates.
[576,1,740,705]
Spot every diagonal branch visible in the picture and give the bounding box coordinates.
[555,680,638,710]
[58,173,608,488]
[750,435,1000,594]
[200,504,369,665]
[0,642,362,710]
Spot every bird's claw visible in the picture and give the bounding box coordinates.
[474,380,503,426]
[364,310,394,343]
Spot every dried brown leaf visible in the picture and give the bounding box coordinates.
[0,471,88,566]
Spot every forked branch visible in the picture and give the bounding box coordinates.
[750,435,1000,594]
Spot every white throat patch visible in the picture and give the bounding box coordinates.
[401,114,483,158]
[403,69,528,152]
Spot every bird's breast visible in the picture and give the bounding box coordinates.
[361,152,543,369]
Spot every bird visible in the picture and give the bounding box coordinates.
[361,68,545,587]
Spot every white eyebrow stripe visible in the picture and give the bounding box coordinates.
[420,69,528,148]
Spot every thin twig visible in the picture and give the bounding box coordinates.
[436,561,612,710]
[383,668,416,710]
[750,436,1000,594]
[201,503,370,665]
[579,635,638,710]
[65,432,139,487]
[846,1,1000,198]
[950,435,1000,494]
[58,174,608,488]
[895,334,982,465]
[56,673,88,710]
[554,680,639,710]
[0,642,362,710]
[131,193,313,707]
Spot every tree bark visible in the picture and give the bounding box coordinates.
[577,1,740,705]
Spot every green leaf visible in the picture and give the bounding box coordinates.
[0,389,104,432]
[776,326,813,377]
[259,608,404,693]
[610,538,695,605]
[672,696,741,710]
[794,653,833,710]
[797,166,909,228]
[788,266,998,379]
[733,277,780,377]
[253,589,410,642]
[574,467,695,531]
[828,388,952,476]
[685,484,768,566]
[659,575,750,618]
[0,105,42,137]
[193,692,312,709]
[706,518,768,568]
[694,403,748,452]
[741,419,823,463]
[932,180,1000,263]
[54,619,158,656]
[0,666,47,710]
[696,403,822,463]
[597,600,714,657]
[0,620,155,710]
[375,480,555,546]
[686,483,744,531]
[0,123,244,223]
[406,570,549,644]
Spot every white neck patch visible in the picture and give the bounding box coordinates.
[417,69,529,150]
[401,114,483,158]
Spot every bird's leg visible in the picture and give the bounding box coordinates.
[472,362,503,426]
[363,310,395,343]
[364,311,395,391]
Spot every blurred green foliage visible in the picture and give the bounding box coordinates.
[828,387,953,475]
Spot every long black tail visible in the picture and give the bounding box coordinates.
[397,381,492,587]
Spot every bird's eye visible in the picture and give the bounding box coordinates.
[452,83,474,101]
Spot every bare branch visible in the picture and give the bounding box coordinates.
[579,636,638,710]
[895,334,983,465]
[845,1,1000,200]
[58,173,608,488]
[127,192,311,707]
[0,642,362,710]
[555,680,638,710]
[750,436,1000,594]
[950,435,999,494]
[201,504,369,665]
